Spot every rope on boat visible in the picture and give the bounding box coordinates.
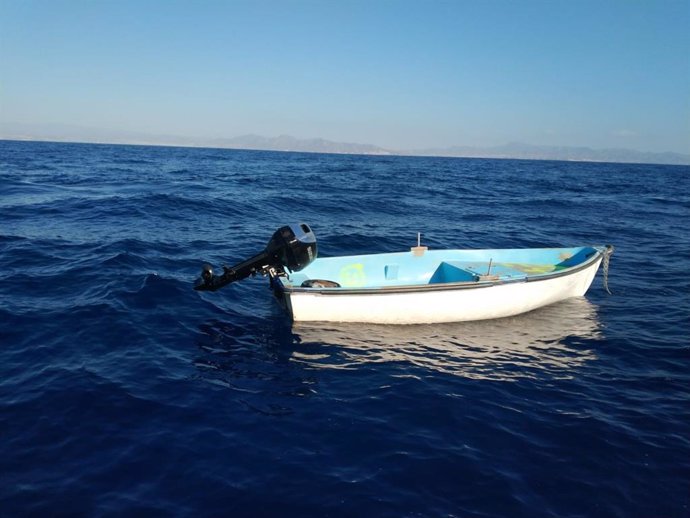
[602,245,614,295]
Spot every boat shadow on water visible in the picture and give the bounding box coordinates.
[193,297,603,402]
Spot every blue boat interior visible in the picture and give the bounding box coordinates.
[283,246,600,289]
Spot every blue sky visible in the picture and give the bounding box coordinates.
[1,0,689,153]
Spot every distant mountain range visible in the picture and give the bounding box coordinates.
[1,122,688,165]
[207,134,391,155]
[407,142,690,166]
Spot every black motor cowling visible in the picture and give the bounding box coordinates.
[194,223,317,291]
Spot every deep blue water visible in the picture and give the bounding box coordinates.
[1,140,688,517]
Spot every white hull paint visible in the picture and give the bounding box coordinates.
[280,256,602,325]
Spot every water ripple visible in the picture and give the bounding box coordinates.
[0,140,688,517]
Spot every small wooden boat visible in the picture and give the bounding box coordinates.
[194,224,613,325]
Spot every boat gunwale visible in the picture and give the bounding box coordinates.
[277,246,608,296]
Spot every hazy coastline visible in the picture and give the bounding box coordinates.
[2,123,688,166]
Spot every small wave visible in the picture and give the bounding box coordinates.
[1,141,688,517]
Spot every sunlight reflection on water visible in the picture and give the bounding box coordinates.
[291,297,602,380]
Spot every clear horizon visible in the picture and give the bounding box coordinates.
[1,0,689,154]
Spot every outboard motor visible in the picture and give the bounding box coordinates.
[194,223,317,291]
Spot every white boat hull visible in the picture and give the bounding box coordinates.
[278,256,603,324]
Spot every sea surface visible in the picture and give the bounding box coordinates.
[1,140,688,517]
